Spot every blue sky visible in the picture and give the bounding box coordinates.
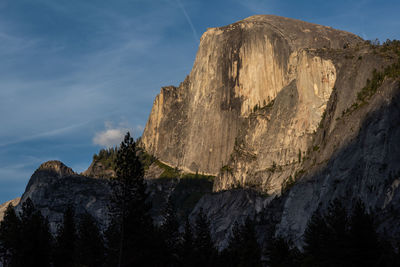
[1,0,399,203]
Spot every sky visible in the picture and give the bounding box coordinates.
[1,0,399,203]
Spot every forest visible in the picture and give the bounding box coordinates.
[1,132,400,267]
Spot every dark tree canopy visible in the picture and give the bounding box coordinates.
[77,212,105,267]
[0,204,21,267]
[19,198,53,267]
[180,217,195,266]
[54,205,78,267]
[266,237,302,267]
[192,208,217,267]
[302,199,398,267]
[160,197,181,266]
[222,217,262,267]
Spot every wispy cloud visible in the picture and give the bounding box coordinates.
[0,155,56,181]
[0,122,89,148]
[0,20,40,56]
[0,1,182,147]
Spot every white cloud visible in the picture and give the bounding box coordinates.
[93,128,127,148]
[93,122,145,148]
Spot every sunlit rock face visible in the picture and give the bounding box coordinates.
[142,15,361,192]
[213,51,337,193]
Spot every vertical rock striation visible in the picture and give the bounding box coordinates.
[142,15,361,192]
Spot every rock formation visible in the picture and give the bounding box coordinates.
[82,159,116,179]
[16,161,112,232]
[141,15,362,193]
[141,14,400,247]
[194,79,400,248]
[11,160,213,234]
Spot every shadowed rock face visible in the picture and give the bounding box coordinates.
[274,81,400,246]
[13,160,214,234]
[16,161,112,232]
[141,15,362,192]
[189,189,272,249]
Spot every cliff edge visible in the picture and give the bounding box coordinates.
[141,15,362,193]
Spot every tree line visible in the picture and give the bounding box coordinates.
[0,133,262,267]
[1,132,399,266]
[266,199,400,266]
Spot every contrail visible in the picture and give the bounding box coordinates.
[175,0,199,42]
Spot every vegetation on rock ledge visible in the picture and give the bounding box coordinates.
[341,40,400,118]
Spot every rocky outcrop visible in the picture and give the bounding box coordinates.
[189,189,271,249]
[0,198,20,221]
[82,160,116,179]
[142,15,362,193]
[15,160,213,233]
[16,161,112,232]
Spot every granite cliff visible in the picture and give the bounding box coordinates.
[141,14,400,246]
[141,15,362,194]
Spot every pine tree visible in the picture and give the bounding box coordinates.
[160,197,180,266]
[324,199,350,265]
[0,203,21,266]
[107,132,154,267]
[223,221,242,266]
[238,217,262,267]
[19,198,52,267]
[224,217,262,267]
[104,217,121,267]
[76,212,105,267]
[181,218,195,266]
[54,205,78,267]
[348,200,380,266]
[303,209,330,266]
[193,208,216,267]
[302,199,388,266]
[266,237,301,267]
